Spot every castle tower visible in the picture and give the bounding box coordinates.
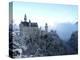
[24,14,27,22]
[29,19,31,27]
[45,23,48,33]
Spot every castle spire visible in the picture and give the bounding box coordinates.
[24,14,27,22]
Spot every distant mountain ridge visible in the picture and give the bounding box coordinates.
[55,22,78,41]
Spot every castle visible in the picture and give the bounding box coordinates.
[19,14,48,45]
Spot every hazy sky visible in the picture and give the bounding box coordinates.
[13,1,78,29]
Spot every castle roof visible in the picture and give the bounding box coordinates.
[31,23,38,27]
[21,21,38,27]
[21,22,29,26]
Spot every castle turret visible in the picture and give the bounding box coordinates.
[29,19,31,27]
[45,23,48,33]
